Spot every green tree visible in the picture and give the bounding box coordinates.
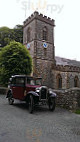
[0,27,13,48]
[0,25,23,48]
[0,41,32,86]
[14,25,23,43]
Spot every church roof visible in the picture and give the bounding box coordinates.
[55,56,80,67]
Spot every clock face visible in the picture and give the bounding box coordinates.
[43,42,48,48]
[27,43,30,50]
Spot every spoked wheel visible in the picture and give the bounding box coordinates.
[29,95,34,113]
[8,92,14,105]
[8,98,14,105]
[49,98,55,111]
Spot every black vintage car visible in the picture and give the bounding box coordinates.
[6,75,57,113]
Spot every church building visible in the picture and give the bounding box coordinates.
[23,11,80,89]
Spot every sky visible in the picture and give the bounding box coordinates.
[0,0,80,61]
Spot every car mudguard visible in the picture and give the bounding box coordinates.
[27,91,39,97]
[49,92,57,98]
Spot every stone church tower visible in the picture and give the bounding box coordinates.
[23,11,56,88]
[23,11,80,89]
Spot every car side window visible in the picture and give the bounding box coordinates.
[12,77,25,86]
[27,78,35,85]
[30,80,35,85]
[12,78,16,84]
[27,78,30,84]
[16,78,24,85]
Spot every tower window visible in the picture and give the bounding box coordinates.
[27,27,31,42]
[56,74,62,89]
[43,27,47,41]
[74,76,79,87]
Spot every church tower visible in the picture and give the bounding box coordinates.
[23,11,55,88]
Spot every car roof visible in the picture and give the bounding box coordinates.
[11,75,42,79]
[11,75,27,78]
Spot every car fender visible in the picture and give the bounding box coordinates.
[27,91,39,97]
[49,92,57,98]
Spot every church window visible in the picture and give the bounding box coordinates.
[56,74,62,89]
[74,76,79,87]
[27,27,31,42]
[43,27,47,41]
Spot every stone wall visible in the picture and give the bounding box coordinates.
[54,88,80,110]
[35,59,54,88]
[68,72,80,88]
[52,68,80,89]
[52,70,68,89]
[0,87,7,95]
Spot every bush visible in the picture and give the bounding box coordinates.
[75,109,80,114]
[0,41,32,86]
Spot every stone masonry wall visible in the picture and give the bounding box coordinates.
[68,72,80,88]
[23,11,55,88]
[52,69,80,89]
[54,88,80,110]
[53,70,68,89]
[34,59,53,88]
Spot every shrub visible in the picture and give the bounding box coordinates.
[0,41,32,86]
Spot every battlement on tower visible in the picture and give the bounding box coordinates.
[23,11,55,27]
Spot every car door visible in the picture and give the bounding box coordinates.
[11,77,25,100]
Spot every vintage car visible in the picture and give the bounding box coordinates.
[6,75,56,113]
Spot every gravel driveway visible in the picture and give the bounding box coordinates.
[0,95,80,142]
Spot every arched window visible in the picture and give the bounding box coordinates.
[27,27,30,42]
[74,76,79,87]
[43,27,47,41]
[56,74,62,89]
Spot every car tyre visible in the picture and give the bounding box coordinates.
[8,92,14,105]
[49,98,55,111]
[29,95,34,113]
[8,98,14,105]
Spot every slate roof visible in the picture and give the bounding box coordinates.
[55,56,80,67]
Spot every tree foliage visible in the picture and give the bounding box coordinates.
[0,25,23,48]
[0,41,32,86]
[14,25,23,43]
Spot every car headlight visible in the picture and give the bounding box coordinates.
[36,87,40,93]
[49,90,53,94]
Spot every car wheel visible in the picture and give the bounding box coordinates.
[29,95,34,113]
[49,98,55,111]
[8,98,14,105]
[8,92,14,105]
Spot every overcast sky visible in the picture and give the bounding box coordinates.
[0,0,80,61]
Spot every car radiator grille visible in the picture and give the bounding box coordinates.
[40,88,47,99]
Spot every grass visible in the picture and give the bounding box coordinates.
[75,109,80,114]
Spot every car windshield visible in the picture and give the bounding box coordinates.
[27,78,42,86]
[35,79,42,85]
